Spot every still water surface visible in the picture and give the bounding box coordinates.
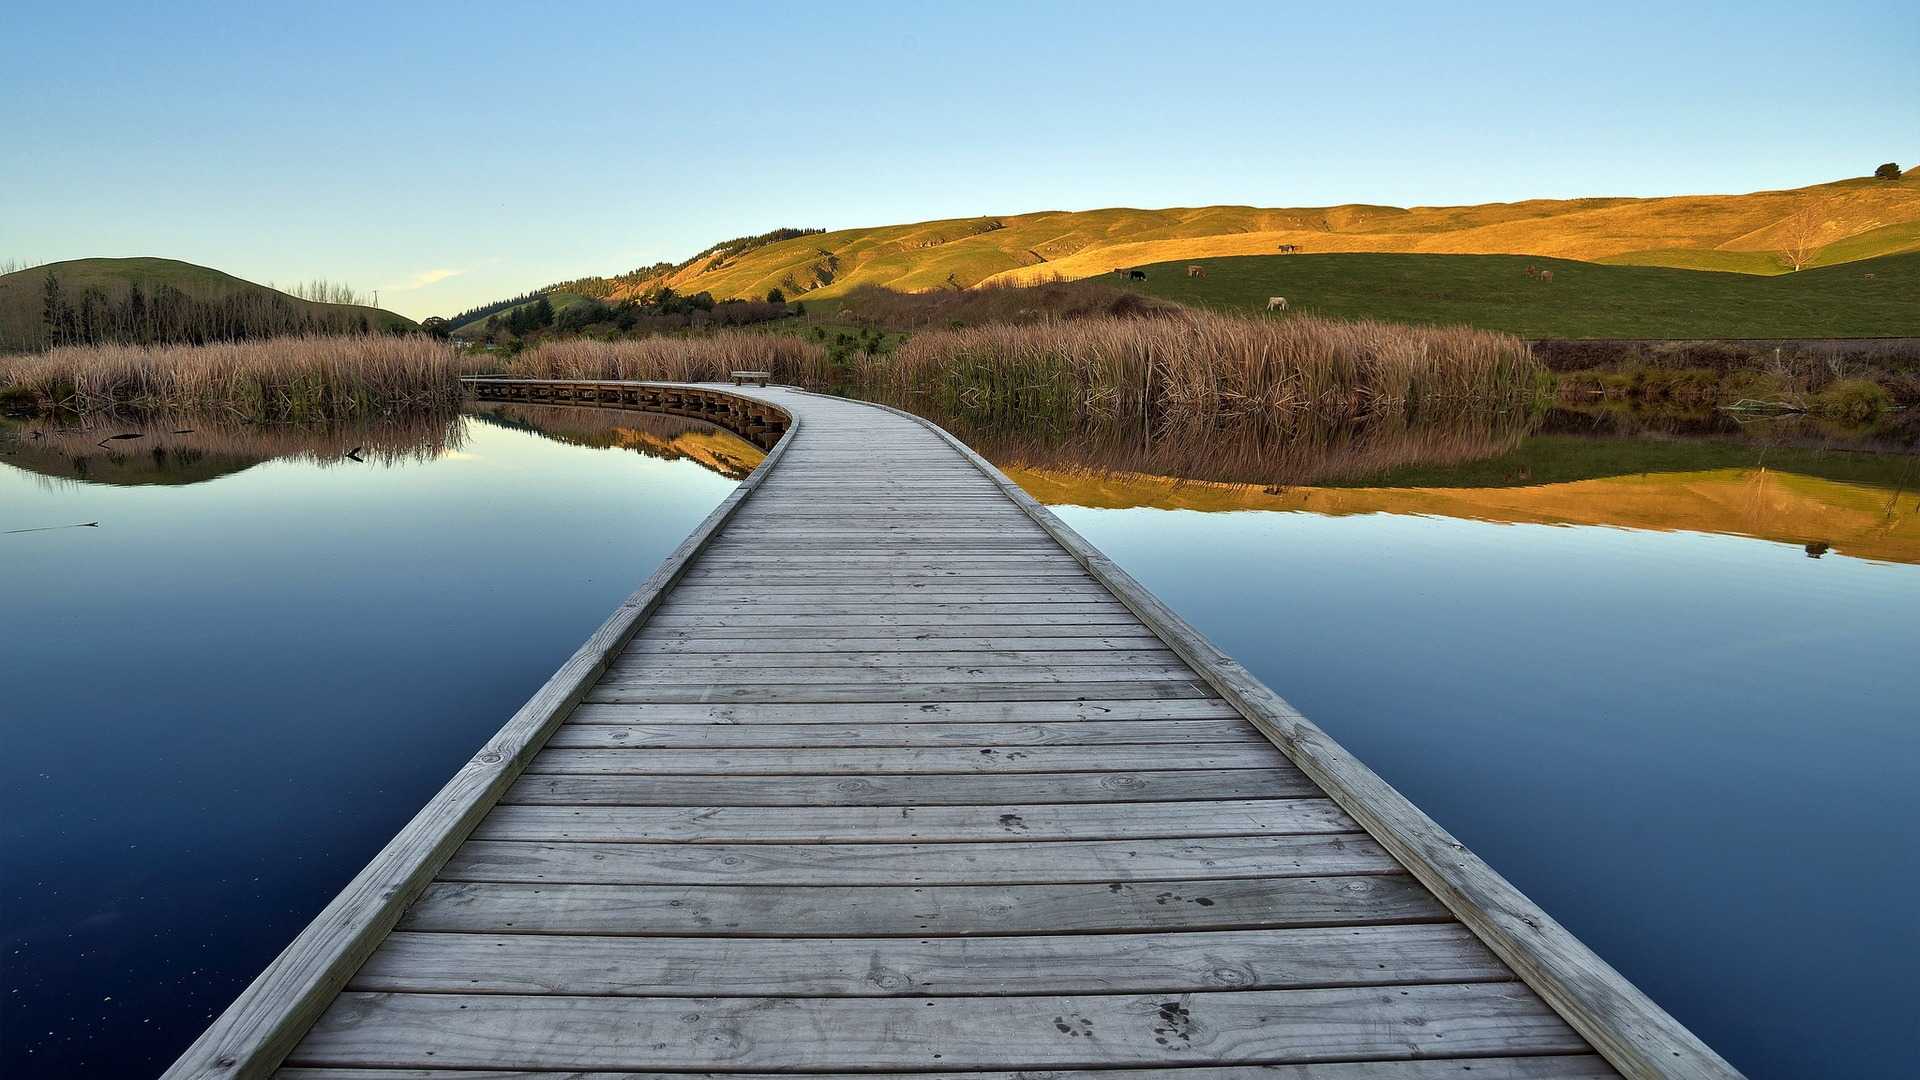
[1,405,759,1077]
[3,398,1916,1078]
[980,405,1917,1078]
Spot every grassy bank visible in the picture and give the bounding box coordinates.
[0,335,467,419]
[1127,251,1920,338]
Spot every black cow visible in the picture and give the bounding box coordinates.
[1128,269,1148,281]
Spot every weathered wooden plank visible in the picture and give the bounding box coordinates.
[652,601,1136,615]
[585,680,1216,704]
[399,875,1450,937]
[563,699,1245,724]
[606,653,1175,676]
[471,798,1352,843]
[546,719,1264,747]
[667,581,1114,593]
[694,553,1076,563]
[599,663,1198,686]
[623,633,1170,653]
[351,923,1500,996]
[675,576,1105,584]
[646,612,1148,628]
[438,834,1395,886]
[278,1056,1618,1080]
[606,653,1182,674]
[505,768,1317,806]
[288,983,1582,1071]
[525,745,1285,775]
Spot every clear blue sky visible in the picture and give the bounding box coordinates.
[3,1,1913,318]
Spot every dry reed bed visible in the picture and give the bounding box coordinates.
[873,312,1540,428]
[507,333,831,385]
[0,336,469,419]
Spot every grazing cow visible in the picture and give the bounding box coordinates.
[1266,296,1288,311]
[1128,269,1148,281]
[1277,244,1300,253]
[1539,269,1554,282]
[1864,272,1877,280]
[1524,265,1539,279]
[1186,265,1206,278]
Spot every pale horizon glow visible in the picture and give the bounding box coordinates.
[2,1,1914,319]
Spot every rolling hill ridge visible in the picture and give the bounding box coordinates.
[571,170,1920,305]
[0,258,415,350]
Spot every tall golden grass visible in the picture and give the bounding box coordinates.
[0,335,469,419]
[507,333,831,384]
[872,311,1540,425]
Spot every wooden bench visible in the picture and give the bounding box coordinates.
[730,370,771,387]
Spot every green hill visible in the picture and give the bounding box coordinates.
[1125,251,1920,339]
[448,291,591,336]
[0,257,415,351]
[564,171,1920,305]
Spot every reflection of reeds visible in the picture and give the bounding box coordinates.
[0,411,464,487]
[508,334,831,385]
[0,336,470,419]
[923,404,1537,486]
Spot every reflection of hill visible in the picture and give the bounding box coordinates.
[0,414,461,487]
[1007,462,1920,565]
[466,403,765,479]
[1343,429,1920,490]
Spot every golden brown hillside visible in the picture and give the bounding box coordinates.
[616,172,1920,302]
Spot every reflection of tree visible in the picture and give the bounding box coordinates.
[0,412,463,487]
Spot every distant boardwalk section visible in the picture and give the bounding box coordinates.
[165,380,1740,1079]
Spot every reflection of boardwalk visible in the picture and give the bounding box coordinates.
[168,382,1736,1078]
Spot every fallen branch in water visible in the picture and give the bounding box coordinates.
[3,521,101,535]
[1721,397,1806,415]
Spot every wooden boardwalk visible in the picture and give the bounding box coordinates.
[168,381,1738,1079]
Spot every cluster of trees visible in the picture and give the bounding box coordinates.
[470,288,797,343]
[269,278,370,306]
[38,273,384,348]
[448,291,545,327]
[544,263,675,301]
[485,296,557,336]
[539,227,828,300]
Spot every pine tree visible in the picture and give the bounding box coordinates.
[126,283,148,343]
[531,296,555,328]
[41,272,65,345]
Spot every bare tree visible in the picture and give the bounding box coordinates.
[1776,202,1827,272]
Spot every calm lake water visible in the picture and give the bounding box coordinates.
[3,397,1915,1078]
[0,405,759,1078]
[983,407,1920,1080]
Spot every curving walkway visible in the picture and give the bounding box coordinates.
[168,382,1736,1079]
